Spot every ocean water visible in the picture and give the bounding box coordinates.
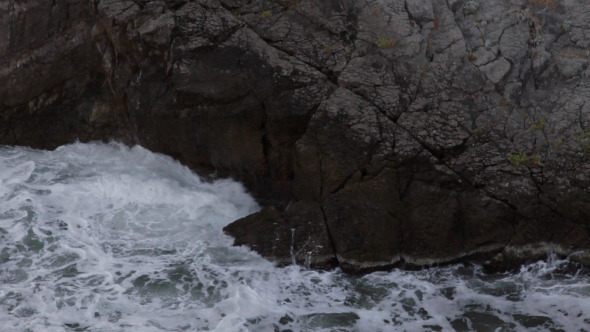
[0,142,589,332]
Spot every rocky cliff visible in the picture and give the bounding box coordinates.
[2,0,590,273]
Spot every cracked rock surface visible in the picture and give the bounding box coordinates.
[2,0,590,272]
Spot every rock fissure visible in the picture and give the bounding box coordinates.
[318,202,339,267]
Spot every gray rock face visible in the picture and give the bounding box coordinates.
[2,0,590,272]
[480,57,511,84]
[406,0,434,23]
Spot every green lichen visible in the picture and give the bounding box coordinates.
[577,130,590,141]
[529,117,547,131]
[463,1,479,15]
[508,151,543,170]
[261,10,272,18]
[287,0,300,10]
[468,48,477,62]
[375,36,398,49]
[560,21,572,33]
[420,65,429,77]
[471,126,484,135]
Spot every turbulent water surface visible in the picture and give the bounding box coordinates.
[1,142,589,332]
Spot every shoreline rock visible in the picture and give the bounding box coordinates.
[2,0,590,274]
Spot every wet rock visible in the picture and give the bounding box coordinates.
[569,251,590,268]
[483,243,573,273]
[323,169,403,272]
[223,201,336,269]
[3,0,590,273]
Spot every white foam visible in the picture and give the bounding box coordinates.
[0,160,35,185]
[1,142,590,331]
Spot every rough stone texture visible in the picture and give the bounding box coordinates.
[3,0,590,273]
[224,200,336,269]
[0,0,128,147]
[480,57,511,84]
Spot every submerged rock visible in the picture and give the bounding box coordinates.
[2,0,590,272]
[484,243,590,273]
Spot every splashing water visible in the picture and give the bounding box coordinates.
[1,142,589,332]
